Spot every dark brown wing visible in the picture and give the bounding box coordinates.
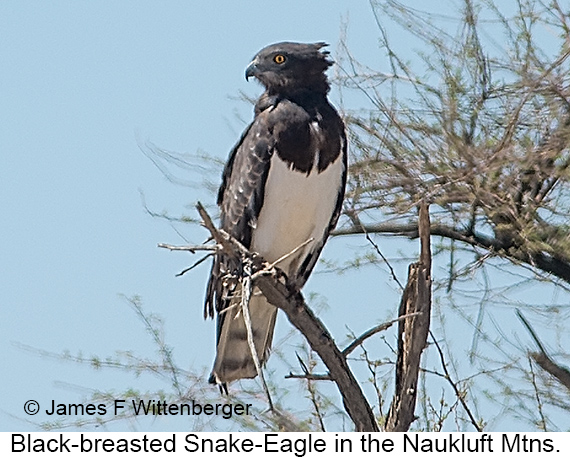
[204,110,276,319]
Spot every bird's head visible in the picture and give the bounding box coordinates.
[245,42,333,95]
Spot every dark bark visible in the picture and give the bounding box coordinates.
[334,222,570,284]
[385,202,432,432]
[256,276,379,432]
[517,309,570,392]
[532,352,570,393]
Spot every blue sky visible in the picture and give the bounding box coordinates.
[0,1,396,432]
[2,1,568,432]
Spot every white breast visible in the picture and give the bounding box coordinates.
[251,150,344,277]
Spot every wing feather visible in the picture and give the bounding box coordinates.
[204,110,275,320]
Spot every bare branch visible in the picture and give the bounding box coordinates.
[335,221,570,284]
[157,243,216,253]
[176,254,213,277]
[342,313,420,357]
[517,309,570,392]
[385,201,432,432]
[190,202,379,432]
[285,373,333,381]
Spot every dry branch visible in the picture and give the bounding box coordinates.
[385,202,432,432]
[254,275,378,431]
[190,202,379,432]
[342,313,420,357]
[517,310,570,392]
[335,222,570,284]
[285,373,333,381]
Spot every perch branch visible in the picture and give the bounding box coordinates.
[190,201,379,432]
[254,274,378,431]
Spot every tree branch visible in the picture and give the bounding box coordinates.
[385,202,432,432]
[430,331,483,432]
[285,373,333,381]
[253,275,378,431]
[531,353,570,393]
[191,202,379,432]
[517,310,570,392]
[342,313,420,357]
[334,221,570,284]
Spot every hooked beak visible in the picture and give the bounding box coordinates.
[245,59,259,81]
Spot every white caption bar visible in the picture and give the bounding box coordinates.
[1,432,569,456]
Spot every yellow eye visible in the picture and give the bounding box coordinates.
[273,54,286,64]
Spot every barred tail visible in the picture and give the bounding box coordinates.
[208,289,277,385]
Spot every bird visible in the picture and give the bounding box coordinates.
[204,42,347,387]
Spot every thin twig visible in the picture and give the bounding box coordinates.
[175,253,213,277]
[157,242,217,253]
[267,238,315,269]
[342,313,421,356]
[430,331,482,432]
[363,227,404,291]
[285,373,333,381]
[295,353,327,431]
[528,355,548,431]
[239,259,274,411]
